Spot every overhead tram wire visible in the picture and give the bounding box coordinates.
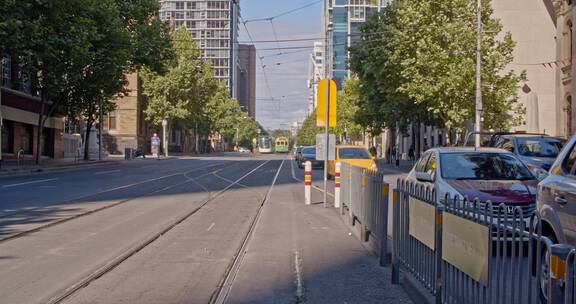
[240,16,275,107]
[269,19,285,113]
[242,0,323,24]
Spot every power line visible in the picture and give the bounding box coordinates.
[240,16,275,107]
[243,0,323,23]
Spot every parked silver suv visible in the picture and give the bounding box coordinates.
[537,134,576,246]
[536,134,576,301]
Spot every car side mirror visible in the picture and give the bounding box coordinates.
[416,171,434,182]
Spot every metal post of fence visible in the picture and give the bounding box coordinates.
[434,204,444,304]
[334,162,341,208]
[565,249,575,304]
[379,180,390,267]
[391,188,400,284]
[304,161,312,205]
[359,170,368,242]
[549,243,573,304]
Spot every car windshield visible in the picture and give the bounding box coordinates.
[516,137,564,158]
[296,147,303,152]
[339,148,371,159]
[441,153,534,180]
[302,147,316,154]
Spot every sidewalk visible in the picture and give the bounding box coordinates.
[226,162,412,304]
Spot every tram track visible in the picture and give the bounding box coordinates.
[46,160,274,304]
[210,159,285,304]
[0,160,225,220]
[0,161,234,243]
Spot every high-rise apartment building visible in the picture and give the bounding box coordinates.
[307,41,325,113]
[237,44,256,119]
[159,0,240,98]
[324,0,389,88]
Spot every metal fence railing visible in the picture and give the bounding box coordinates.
[340,162,390,266]
[390,179,573,304]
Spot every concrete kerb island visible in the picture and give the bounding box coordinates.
[292,158,411,303]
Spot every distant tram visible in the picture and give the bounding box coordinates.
[275,137,290,153]
[259,136,273,153]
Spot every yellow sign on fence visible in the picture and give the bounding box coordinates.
[317,79,337,127]
[408,197,436,250]
[442,213,490,286]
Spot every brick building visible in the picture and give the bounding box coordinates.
[103,73,154,155]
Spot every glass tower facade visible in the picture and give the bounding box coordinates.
[159,0,240,98]
[325,0,389,88]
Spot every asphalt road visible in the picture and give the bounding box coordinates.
[0,153,412,304]
[0,154,279,303]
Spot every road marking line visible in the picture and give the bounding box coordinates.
[2,178,58,188]
[206,222,215,232]
[294,250,304,300]
[94,169,121,175]
[291,159,335,197]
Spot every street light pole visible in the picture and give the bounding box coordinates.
[474,0,483,148]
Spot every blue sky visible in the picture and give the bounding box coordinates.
[239,0,323,130]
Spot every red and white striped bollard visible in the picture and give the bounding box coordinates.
[304,161,312,205]
[334,162,341,208]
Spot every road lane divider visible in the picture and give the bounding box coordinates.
[1,178,58,189]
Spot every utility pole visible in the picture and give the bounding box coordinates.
[323,17,332,209]
[474,0,483,148]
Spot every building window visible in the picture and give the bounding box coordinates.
[109,111,117,130]
[567,95,573,136]
[569,20,573,62]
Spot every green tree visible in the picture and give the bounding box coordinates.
[142,27,217,153]
[350,0,525,135]
[296,111,322,146]
[12,0,100,164]
[335,78,364,142]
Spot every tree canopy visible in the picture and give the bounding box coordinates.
[350,0,525,133]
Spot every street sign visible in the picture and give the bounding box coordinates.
[316,134,336,161]
[317,79,337,127]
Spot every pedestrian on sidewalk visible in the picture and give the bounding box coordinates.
[369,146,377,158]
[408,144,415,162]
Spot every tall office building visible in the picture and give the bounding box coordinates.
[237,44,256,119]
[324,0,389,88]
[307,41,325,114]
[159,0,240,98]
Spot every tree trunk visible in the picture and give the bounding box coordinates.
[194,122,199,154]
[84,118,93,161]
[35,91,46,165]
